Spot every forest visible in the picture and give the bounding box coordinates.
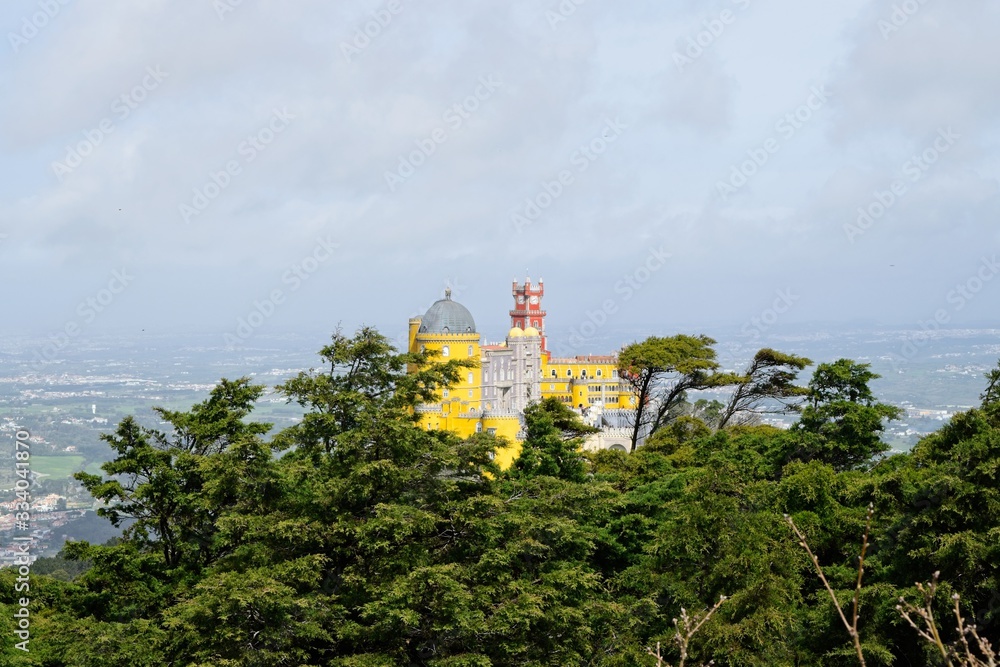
[1,327,998,666]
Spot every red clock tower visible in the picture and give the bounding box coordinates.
[510,276,548,355]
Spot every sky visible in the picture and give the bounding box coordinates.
[2,0,999,353]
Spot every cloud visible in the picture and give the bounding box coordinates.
[1,0,998,339]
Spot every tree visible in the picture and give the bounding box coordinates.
[794,359,901,470]
[980,358,1000,406]
[74,378,273,572]
[690,398,724,427]
[510,397,597,482]
[275,325,476,451]
[264,328,501,663]
[618,335,728,452]
[716,348,812,428]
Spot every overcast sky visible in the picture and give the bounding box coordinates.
[2,0,998,350]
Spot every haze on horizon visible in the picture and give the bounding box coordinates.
[1,0,998,345]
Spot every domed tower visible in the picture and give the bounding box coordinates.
[409,288,482,431]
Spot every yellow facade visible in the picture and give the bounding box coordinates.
[538,357,633,410]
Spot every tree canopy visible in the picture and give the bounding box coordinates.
[3,331,999,666]
[618,334,728,451]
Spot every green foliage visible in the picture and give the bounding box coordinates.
[13,332,1000,665]
[981,358,1000,406]
[509,397,596,482]
[794,360,902,470]
[73,377,274,571]
[618,334,729,451]
[717,348,812,429]
[30,550,90,581]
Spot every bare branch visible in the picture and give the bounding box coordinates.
[786,508,870,667]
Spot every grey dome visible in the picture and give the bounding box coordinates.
[419,289,476,334]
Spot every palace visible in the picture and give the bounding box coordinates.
[407,278,635,467]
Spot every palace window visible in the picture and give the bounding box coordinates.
[443,389,449,398]
[468,372,474,384]
[550,369,557,377]
[566,369,572,377]
[468,345,474,356]
[442,345,450,357]
[596,369,602,377]
[476,423,483,433]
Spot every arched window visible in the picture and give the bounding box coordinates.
[467,345,474,356]
[468,372,474,384]
[441,345,450,357]
[596,369,602,377]
[476,422,483,433]
[566,369,572,377]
